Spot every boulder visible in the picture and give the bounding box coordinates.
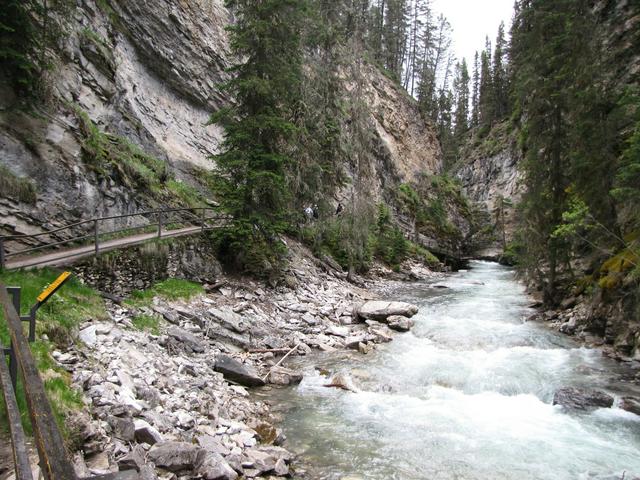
[387,316,415,332]
[324,373,357,392]
[214,355,265,387]
[354,301,418,322]
[552,387,614,411]
[620,396,640,416]
[197,452,238,480]
[107,415,135,442]
[267,366,303,386]
[167,327,205,353]
[148,441,205,472]
[118,445,146,471]
[208,307,248,333]
[134,419,163,445]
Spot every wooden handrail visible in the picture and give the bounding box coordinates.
[0,284,79,480]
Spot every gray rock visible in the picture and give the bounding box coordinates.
[197,452,239,480]
[552,387,614,411]
[387,315,415,332]
[354,301,418,321]
[167,326,205,353]
[267,366,303,386]
[214,355,265,387]
[208,307,248,333]
[79,325,98,346]
[117,445,146,471]
[148,441,205,472]
[108,415,135,442]
[134,419,163,445]
[620,396,640,416]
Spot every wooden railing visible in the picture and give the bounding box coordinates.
[0,284,139,479]
[0,207,228,269]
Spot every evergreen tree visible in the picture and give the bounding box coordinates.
[492,21,509,120]
[453,58,470,144]
[471,51,480,127]
[478,40,494,130]
[210,0,306,274]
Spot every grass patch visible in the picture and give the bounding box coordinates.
[125,278,204,307]
[131,314,160,334]
[0,268,106,441]
[0,165,37,204]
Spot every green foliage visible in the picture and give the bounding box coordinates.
[612,114,640,230]
[0,165,37,204]
[0,0,72,99]
[131,314,160,334]
[0,269,105,439]
[125,278,204,307]
[373,204,409,268]
[209,0,307,274]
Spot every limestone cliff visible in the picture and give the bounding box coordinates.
[0,0,442,255]
[454,122,523,258]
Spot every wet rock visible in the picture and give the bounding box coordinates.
[620,396,640,416]
[552,387,614,411]
[167,326,205,353]
[386,315,414,332]
[354,301,418,322]
[344,335,367,350]
[214,355,265,387]
[148,441,205,472]
[267,366,303,386]
[324,373,357,392]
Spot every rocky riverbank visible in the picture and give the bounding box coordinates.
[39,243,438,480]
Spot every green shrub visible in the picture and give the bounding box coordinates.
[126,278,204,307]
[0,165,37,204]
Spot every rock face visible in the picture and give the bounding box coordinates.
[454,129,523,256]
[0,0,442,256]
[552,387,614,411]
[355,301,418,322]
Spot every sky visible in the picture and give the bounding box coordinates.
[431,0,515,69]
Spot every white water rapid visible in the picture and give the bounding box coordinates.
[264,261,640,480]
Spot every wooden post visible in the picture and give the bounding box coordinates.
[157,211,163,239]
[0,349,33,480]
[201,208,206,233]
[94,219,99,257]
[0,284,79,480]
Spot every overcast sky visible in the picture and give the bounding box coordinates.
[432,0,515,69]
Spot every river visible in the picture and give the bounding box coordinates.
[261,261,640,480]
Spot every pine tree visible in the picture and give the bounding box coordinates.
[492,21,509,120]
[210,0,306,274]
[471,51,480,127]
[453,58,470,144]
[478,39,494,130]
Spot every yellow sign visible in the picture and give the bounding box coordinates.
[37,272,71,303]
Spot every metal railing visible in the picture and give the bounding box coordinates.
[0,207,229,269]
[0,284,139,479]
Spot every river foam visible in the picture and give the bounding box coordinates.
[267,261,640,479]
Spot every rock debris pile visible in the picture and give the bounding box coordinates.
[59,248,427,479]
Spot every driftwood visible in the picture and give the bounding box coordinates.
[248,348,292,354]
[261,342,301,382]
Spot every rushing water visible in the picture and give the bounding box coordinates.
[263,261,640,480]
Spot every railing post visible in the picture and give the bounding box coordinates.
[0,236,5,270]
[157,211,163,238]
[201,208,206,232]
[94,219,99,257]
